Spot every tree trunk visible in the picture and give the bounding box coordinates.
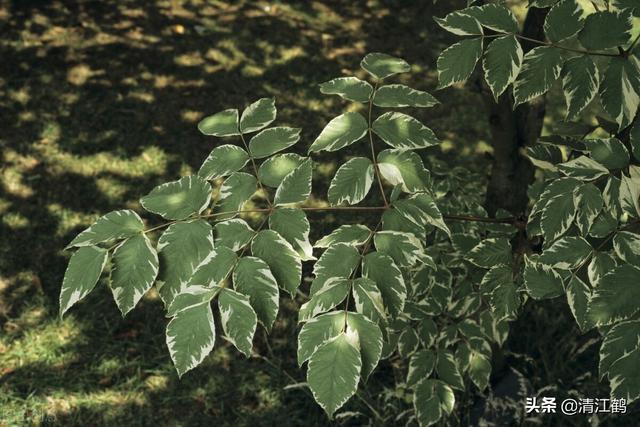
[483,8,548,217]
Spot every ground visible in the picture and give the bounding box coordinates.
[0,0,625,426]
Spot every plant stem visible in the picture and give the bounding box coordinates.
[442,214,516,224]
[627,33,640,54]
[355,391,384,421]
[368,81,389,207]
[482,33,623,58]
[239,132,272,208]
[570,219,640,278]
[140,208,514,235]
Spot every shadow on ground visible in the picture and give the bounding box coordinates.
[1,0,490,425]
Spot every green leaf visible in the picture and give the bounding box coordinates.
[198,145,250,180]
[308,112,368,153]
[467,237,512,269]
[530,0,560,7]
[377,149,430,193]
[372,112,440,150]
[590,210,619,238]
[141,176,212,220]
[540,193,576,242]
[418,318,438,348]
[600,320,640,380]
[274,159,313,205]
[59,246,108,317]
[218,288,257,357]
[360,52,410,80]
[110,234,159,316]
[468,3,519,33]
[574,183,604,234]
[248,127,301,159]
[607,344,640,402]
[258,153,306,188]
[393,193,451,237]
[319,77,373,103]
[479,310,509,346]
[613,231,640,267]
[513,46,563,107]
[315,224,371,248]
[270,208,315,261]
[297,311,345,365]
[578,10,632,50]
[523,260,564,299]
[566,275,593,332]
[561,55,599,120]
[620,167,640,218]
[631,121,640,162]
[589,264,640,325]
[251,230,302,296]
[540,236,592,269]
[374,230,424,267]
[531,177,580,219]
[585,138,629,170]
[198,109,239,136]
[436,38,483,89]
[436,350,465,391]
[373,84,439,108]
[166,285,217,318]
[166,302,215,377]
[299,278,350,321]
[311,243,361,295]
[383,207,424,238]
[344,312,383,381]
[398,327,420,357]
[600,56,640,130]
[558,156,609,180]
[434,10,483,36]
[544,0,584,42]
[604,176,623,219]
[407,349,436,387]
[352,277,387,328]
[67,210,144,249]
[468,351,491,392]
[216,172,257,218]
[414,379,455,427]
[489,280,521,320]
[307,331,362,417]
[612,0,640,16]
[187,246,237,288]
[240,98,276,134]
[157,220,214,306]
[526,143,563,171]
[481,264,512,296]
[588,252,617,285]
[214,219,254,251]
[328,157,374,205]
[362,252,407,317]
[233,256,279,329]
[482,35,523,100]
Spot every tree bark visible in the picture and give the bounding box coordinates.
[483,8,548,217]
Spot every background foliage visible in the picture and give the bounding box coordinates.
[1,0,639,426]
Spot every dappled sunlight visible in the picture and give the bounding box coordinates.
[0,0,497,424]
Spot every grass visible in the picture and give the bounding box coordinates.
[1,0,632,425]
[0,1,486,424]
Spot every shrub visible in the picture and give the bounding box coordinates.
[60,1,640,424]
